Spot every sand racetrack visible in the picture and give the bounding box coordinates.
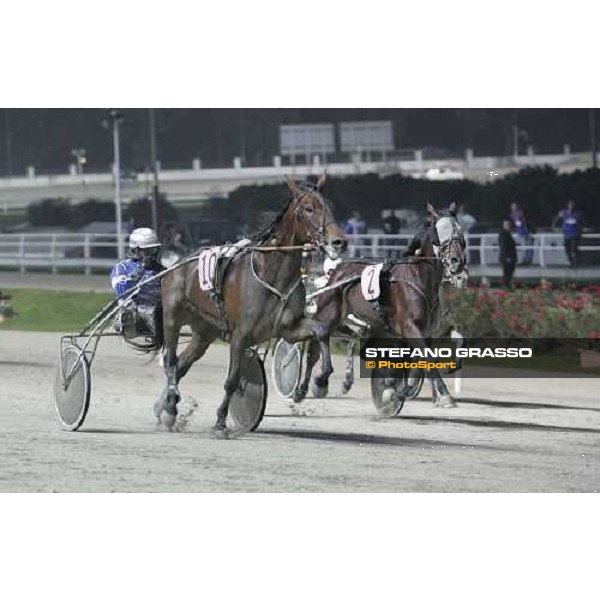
[0,330,598,492]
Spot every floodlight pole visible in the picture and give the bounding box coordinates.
[149,108,159,231]
[4,109,13,176]
[108,109,124,260]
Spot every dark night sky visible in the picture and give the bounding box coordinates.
[0,108,595,176]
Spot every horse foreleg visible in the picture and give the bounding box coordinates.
[341,339,356,394]
[387,329,432,414]
[294,338,320,403]
[176,331,215,382]
[282,319,332,398]
[155,315,182,430]
[213,334,246,438]
[430,368,456,408]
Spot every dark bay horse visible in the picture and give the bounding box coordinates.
[296,202,466,411]
[152,175,346,436]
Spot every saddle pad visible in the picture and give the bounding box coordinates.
[198,247,220,291]
[361,263,384,301]
[198,239,252,291]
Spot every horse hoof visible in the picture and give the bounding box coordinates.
[434,395,457,408]
[392,397,406,416]
[161,411,177,430]
[311,382,329,398]
[211,426,230,440]
[379,388,405,418]
[293,388,307,403]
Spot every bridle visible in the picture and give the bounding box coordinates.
[293,185,340,259]
[435,216,467,284]
[248,184,340,336]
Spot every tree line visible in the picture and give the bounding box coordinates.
[211,166,600,231]
[24,166,600,234]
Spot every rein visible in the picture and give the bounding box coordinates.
[249,245,314,337]
[243,186,336,336]
[306,274,361,300]
[251,244,315,253]
[250,250,305,301]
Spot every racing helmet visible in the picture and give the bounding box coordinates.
[129,227,161,262]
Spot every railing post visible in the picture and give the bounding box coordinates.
[84,234,91,275]
[538,234,546,267]
[348,235,356,258]
[51,234,57,274]
[373,234,379,258]
[19,234,25,273]
[480,235,487,266]
[465,233,471,266]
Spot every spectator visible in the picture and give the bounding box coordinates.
[345,211,366,257]
[172,224,188,254]
[498,220,517,288]
[509,202,533,265]
[345,211,366,235]
[553,199,583,268]
[382,210,400,235]
[381,210,401,258]
[457,203,477,232]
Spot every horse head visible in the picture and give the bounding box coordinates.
[426,201,468,281]
[286,174,347,259]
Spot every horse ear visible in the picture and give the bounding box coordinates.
[426,202,439,219]
[448,201,457,216]
[316,171,327,191]
[286,176,300,198]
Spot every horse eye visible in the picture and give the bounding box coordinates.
[304,205,315,214]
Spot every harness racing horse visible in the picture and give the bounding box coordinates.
[152,174,347,436]
[296,202,467,412]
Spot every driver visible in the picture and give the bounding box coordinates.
[109,227,164,339]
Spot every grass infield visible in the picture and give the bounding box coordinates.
[0,288,114,332]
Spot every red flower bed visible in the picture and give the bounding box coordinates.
[447,285,600,338]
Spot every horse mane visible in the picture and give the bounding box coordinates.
[251,180,330,245]
[252,197,294,244]
[410,218,439,256]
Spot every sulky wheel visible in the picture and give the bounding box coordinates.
[406,370,425,400]
[271,339,302,398]
[228,348,268,434]
[370,368,425,416]
[54,344,92,431]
